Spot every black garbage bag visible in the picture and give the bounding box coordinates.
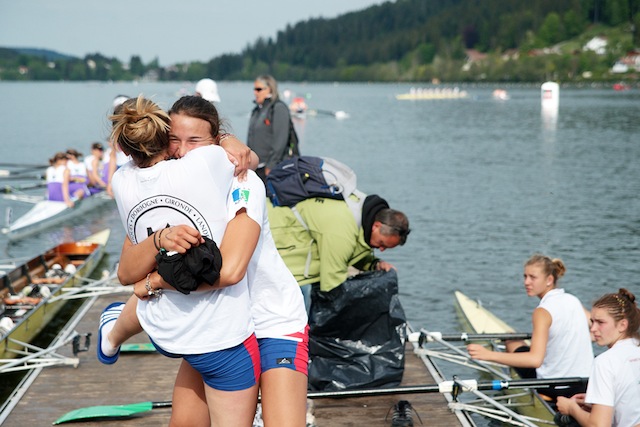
[307,269,407,391]
[155,236,223,295]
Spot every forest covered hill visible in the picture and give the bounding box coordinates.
[1,0,639,83]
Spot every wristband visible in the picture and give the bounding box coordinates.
[157,228,166,252]
[153,231,161,251]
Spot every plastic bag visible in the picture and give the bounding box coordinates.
[308,269,406,391]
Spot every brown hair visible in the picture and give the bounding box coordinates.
[592,288,640,341]
[524,254,566,286]
[49,152,68,165]
[168,95,226,141]
[66,149,82,158]
[109,96,170,168]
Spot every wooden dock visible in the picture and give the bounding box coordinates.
[1,293,469,426]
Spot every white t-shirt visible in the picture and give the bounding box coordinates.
[67,160,87,179]
[104,147,131,167]
[586,338,640,427]
[227,172,308,339]
[537,288,593,378]
[112,145,254,354]
[84,155,99,173]
[45,165,65,183]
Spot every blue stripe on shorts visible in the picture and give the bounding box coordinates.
[184,334,261,391]
[258,327,309,375]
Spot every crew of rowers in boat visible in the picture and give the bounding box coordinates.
[46,142,128,207]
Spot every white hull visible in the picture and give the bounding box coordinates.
[3,193,113,241]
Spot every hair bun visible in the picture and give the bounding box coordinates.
[619,288,636,305]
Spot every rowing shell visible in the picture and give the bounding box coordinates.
[0,229,110,361]
[2,192,113,241]
[454,290,556,425]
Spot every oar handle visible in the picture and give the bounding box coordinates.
[151,401,173,409]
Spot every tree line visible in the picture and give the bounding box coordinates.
[1,0,638,83]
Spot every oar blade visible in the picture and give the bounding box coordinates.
[53,401,153,424]
[121,343,157,353]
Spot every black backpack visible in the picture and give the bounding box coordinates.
[266,156,357,208]
[266,100,300,159]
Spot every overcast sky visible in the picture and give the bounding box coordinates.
[0,1,387,66]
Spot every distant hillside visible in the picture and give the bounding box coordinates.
[0,0,638,83]
[204,0,636,80]
[1,47,76,61]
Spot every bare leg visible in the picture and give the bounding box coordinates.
[107,294,143,348]
[260,369,308,427]
[205,383,259,427]
[169,360,209,427]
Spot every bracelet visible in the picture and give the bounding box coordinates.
[219,133,234,143]
[153,230,161,251]
[145,273,163,298]
[157,228,166,251]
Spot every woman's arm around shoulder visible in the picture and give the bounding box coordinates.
[219,134,259,179]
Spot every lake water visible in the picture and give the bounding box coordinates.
[0,81,639,416]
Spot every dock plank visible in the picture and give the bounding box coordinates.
[2,295,465,426]
[2,295,178,427]
[310,345,460,426]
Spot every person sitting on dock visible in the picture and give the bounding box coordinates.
[556,288,640,427]
[267,194,410,314]
[466,254,594,401]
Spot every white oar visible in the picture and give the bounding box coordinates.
[2,194,44,203]
[419,328,512,380]
[454,379,539,427]
[0,333,83,374]
[48,270,129,302]
[1,182,47,193]
[0,162,48,169]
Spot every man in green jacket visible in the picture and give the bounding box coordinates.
[267,193,410,312]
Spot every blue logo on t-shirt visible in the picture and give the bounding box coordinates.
[232,188,250,204]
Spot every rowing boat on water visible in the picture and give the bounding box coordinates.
[395,88,469,100]
[2,192,113,241]
[0,229,110,361]
[454,290,556,425]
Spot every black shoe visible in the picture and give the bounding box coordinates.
[386,400,421,427]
